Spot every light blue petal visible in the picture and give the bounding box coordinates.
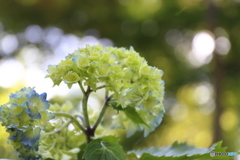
[21,127,41,147]
[26,106,41,119]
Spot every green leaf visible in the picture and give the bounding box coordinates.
[128,141,231,160]
[83,136,126,160]
[111,103,124,113]
[77,143,87,160]
[122,106,149,127]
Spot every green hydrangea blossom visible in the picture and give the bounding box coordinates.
[0,87,55,160]
[47,45,165,137]
[39,120,83,160]
[38,101,85,160]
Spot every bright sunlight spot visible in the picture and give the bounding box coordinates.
[189,31,215,67]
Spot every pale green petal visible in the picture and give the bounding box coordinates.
[63,72,80,83]
[72,54,90,69]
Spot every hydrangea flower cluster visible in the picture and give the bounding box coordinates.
[47,45,165,137]
[0,87,55,160]
[38,102,85,160]
[39,126,82,160]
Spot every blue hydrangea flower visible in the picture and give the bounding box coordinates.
[0,87,55,159]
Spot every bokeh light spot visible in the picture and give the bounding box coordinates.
[193,83,213,105]
[170,103,188,121]
[220,110,238,131]
[195,131,212,147]
[192,31,215,57]
[0,34,18,55]
[20,45,42,68]
[99,38,114,47]
[25,25,43,43]
[44,27,63,47]
[215,36,231,55]
[189,31,215,67]
[198,100,215,115]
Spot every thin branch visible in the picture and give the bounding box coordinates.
[45,119,72,135]
[92,95,112,132]
[82,86,91,129]
[51,111,86,135]
[105,89,109,99]
[78,81,86,94]
[48,138,57,151]
[96,85,106,90]
[74,113,86,127]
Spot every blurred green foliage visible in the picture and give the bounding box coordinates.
[0,0,239,158]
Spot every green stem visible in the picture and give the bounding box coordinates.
[74,113,86,127]
[105,89,109,99]
[48,137,57,151]
[96,85,106,90]
[82,86,91,129]
[45,119,72,135]
[77,82,94,142]
[92,94,112,132]
[78,81,86,95]
[51,112,86,135]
